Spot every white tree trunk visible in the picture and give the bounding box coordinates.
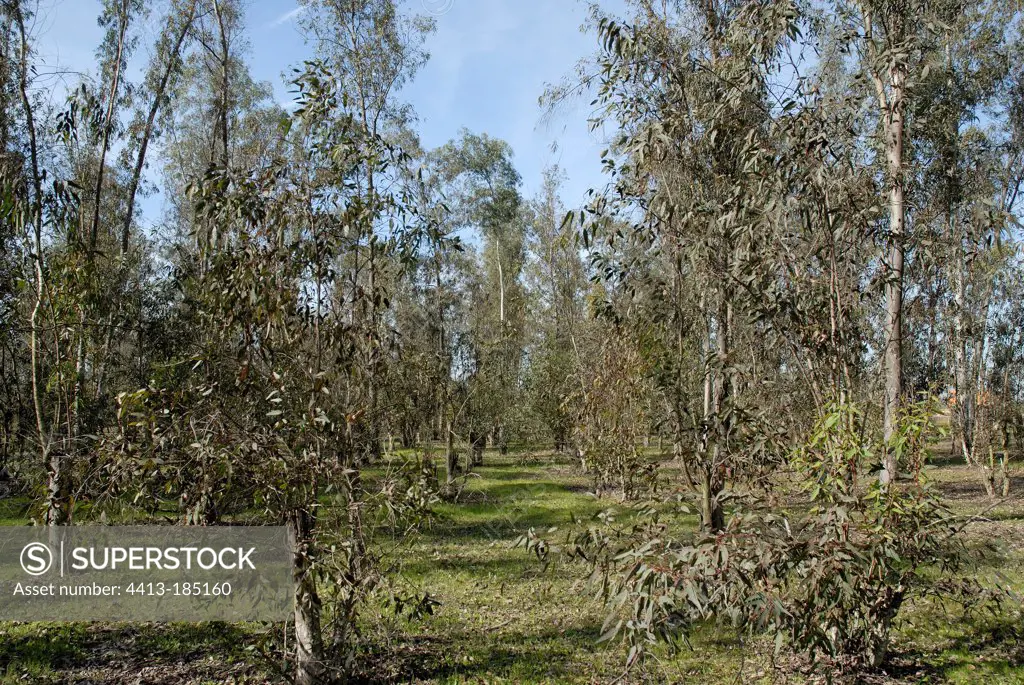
[881,62,907,485]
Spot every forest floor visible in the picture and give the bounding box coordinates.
[0,446,1022,684]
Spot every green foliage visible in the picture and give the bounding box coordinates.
[372,454,442,533]
[568,324,656,499]
[524,398,982,674]
[2,0,1024,679]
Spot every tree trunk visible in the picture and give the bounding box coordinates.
[952,230,974,464]
[14,2,54,522]
[866,589,903,668]
[287,508,323,685]
[980,464,997,498]
[495,420,507,455]
[495,236,505,324]
[185,456,219,525]
[704,263,733,533]
[445,417,457,486]
[999,427,1011,497]
[469,430,485,468]
[212,0,231,168]
[122,1,196,254]
[88,0,129,255]
[44,450,70,525]
[329,465,366,671]
[699,468,724,533]
[881,61,907,485]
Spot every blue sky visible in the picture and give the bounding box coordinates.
[31,0,624,221]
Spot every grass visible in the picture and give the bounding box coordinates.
[0,495,31,526]
[0,446,1021,683]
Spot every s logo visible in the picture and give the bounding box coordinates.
[20,542,52,576]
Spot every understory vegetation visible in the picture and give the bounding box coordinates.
[1,0,1024,682]
[0,446,1022,683]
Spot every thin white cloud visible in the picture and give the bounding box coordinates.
[269,6,305,27]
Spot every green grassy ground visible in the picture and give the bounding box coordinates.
[0,448,1021,683]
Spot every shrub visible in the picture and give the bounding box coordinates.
[522,397,983,674]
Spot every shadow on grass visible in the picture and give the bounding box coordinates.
[469,480,577,500]
[353,623,605,684]
[467,467,558,483]
[399,552,538,578]
[123,622,257,660]
[928,452,966,468]
[0,623,88,674]
[886,610,1024,683]
[420,506,591,543]
[0,621,270,682]
[453,479,574,505]
[419,473,606,545]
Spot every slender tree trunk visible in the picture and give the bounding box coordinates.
[881,62,907,484]
[981,447,997,498]
[366,241,381,462]
[13,1,63,524]
[699,467,724,533]
[445,415,457,486]
[402,422,416,449]
[122,1,196,255]
[699,283,730,533]
[213,0,231,168]
[329,464,366,670]
[951,229,974,463]
[287,508,323,685]
[89,0,129,255]
[496,236,505,324]
[999,434,1011,497]
[494,237,508,457]
[44,450,70,525]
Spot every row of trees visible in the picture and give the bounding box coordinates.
[0,0,589,679]
[551,0,1024,525]
[523,0,1024,671]
[0,0,1022,678]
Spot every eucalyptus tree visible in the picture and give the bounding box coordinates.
[433,129,526,456]
[519,0,1019,672]
[910,3,1024,489]
[14,0,248,523]
[394,148,474,483]
[984,256,1024,495]
[560,0,800,530]
[812,0,977,481]
[569,314,656,498]
[120,0,200,255]
[85,0,209,461]
[104,106,289,531]
[37,0,147,524]
[299,0,435,463]
[77,0,199,410]
[0,1,28,472]
[85,0,143,255]
[523,166,588,451]
[0,0,120,524]
[110,56,426,682]
[161,0,262,242]
[2,0,49,513]
[184,0,243,169]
